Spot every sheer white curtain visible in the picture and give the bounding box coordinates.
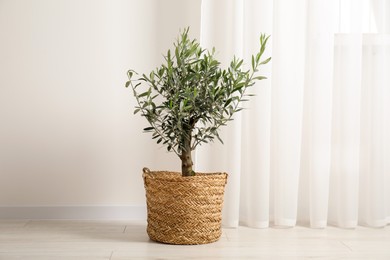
[195,0,390,228]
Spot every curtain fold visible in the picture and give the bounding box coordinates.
[197,0,390,228]
[299,0,336,228]
[240,0,273,228]
[329,34,362,228]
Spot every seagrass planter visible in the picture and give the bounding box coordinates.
[142,168,228,245]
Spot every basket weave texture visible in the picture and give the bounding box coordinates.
[143,170,228,245]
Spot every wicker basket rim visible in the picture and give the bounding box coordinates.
[143,170,228,183]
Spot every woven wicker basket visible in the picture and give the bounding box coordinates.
[142,169,228,245]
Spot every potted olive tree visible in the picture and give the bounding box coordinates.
[126,28,270,245]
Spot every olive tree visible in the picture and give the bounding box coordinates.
[126,28,270,177]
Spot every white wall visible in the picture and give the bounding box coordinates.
[0,0,200,212]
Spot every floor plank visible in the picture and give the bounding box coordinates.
[0,220,389,259]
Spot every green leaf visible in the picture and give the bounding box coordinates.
[256,53,261,63]
[236,59,243,68]
[158,68,164,77]
[233,82,246,92]
[216,133,224,144]
[143,127,154,131]
[175,47,181,66]
[260,57,271,65]
[138,92,149,98]
[134,108,140,114]
[224,98,232,107]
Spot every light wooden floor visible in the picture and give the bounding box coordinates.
[0,220,389,259]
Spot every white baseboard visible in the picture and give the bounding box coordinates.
[0,205,147,220]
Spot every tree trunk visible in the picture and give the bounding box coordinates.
[180,133,194,177]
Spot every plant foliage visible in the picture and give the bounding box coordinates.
[126,27,270,176]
